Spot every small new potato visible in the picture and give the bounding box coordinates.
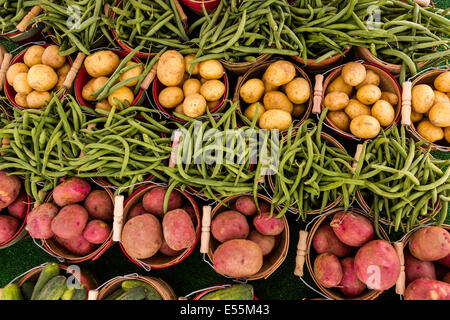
[344,99,371,120]
[84,50,120,78]
[182,78,201,96]
[355,69,380,89]
[417,119,444,142]
[184,54,199,75]
[433,91,450,105]
[434,71,450,92]
[284,77,310,104]
[82,76,108,101]
[292,104,306,117]
[356,84,381,105]
[27,64,58,92]
[96,99,112,112]
[118,61,143,87]
[380,91,399,106]
[445,127,450,144]
[12,73,32,95]
[262,71,279,92]
[207,100,220,109]
[23,45,45,67]
[412,84,435,114]
[158,86,184,109]
[244,102,265,123]
[350,115,381,139]
[55,75,65,91]
[264,60,296,86]
[15,93,28,108]
[41,45,66,69]
[200,80,225,102]
[183,93,207,118]
[6,63,29,86]
[328,110,350,132]
[26,91,51,109]
[324,91,349,111]
[174,104,184,115]
[410,110,423,123]
[57,64,70,77]
[341,62,366,87]
[157,50,186,86]
[371,99,395,126]
[263,91,293,113]
[199,59,224,80]
[240,78,265,104]
[259,109,292,130]
[108,86,134,107]
[428,102,450,127]
[326,75,353,97]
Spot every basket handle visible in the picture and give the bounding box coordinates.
[312,74,324,114]
[200,206,212,254]
[401,81,412,126]
[173,0,188,27]
[413,0,430,6]
[294,230,308,277]
[0,53,12,92]
[140,62,158,91]
[88,289,99,300]
[16,5,42,32]
[169,130,183,168]
[352,143,364,170]
[63,52,86,89]
[394,241,406,296]
[112,195,124,242]
[233,76,243,103]
[1,137,10,156]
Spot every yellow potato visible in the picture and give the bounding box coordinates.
[183,78,201,96]
[207,100,220,109]
[200,80,225,102]
[23,45,45,67]
[412,84,435,114]
[350,115,381,139]
[341,62,366,86]
[240,78,265,104]
[328,110,350,132]
[6,63,29,86]
[444,127,450,143]
[57,64,71,77]
[157,50,185,86]
[324,91,349,111]
[259,109,292,131]
[434,71,450,92]
[82,77,108,101]
[184,54,199,75]
[417,119,444,142]
[326,75,353,97]
[199,60,224,80]
[285,77,310,104]
[244,102,265,123]
[174,104,185,115]
[183,93,207,117]
[26,91,51,109]
[55,75,65,91]
[158,86,184,109]
[356,69,380,90]
[433,91,450,105]
[263,91,293,113]
[292,104,306,118]
[344,99,371,120]
[356,84,381,105]
[27,64,58,92]
[200,77,208,85]
[410,110,423,123]
[84,50,120,78]
[262,71,279,92]
[108,86,135,108]
[380,91,399,106]
[15,93,28,108]
[95,99,112,112]
[371,99,395,126]
[119,61,144,87]
[428,102,450,127]
[13,72,32,95]
[264,60,296,86]
[41,45,66,69]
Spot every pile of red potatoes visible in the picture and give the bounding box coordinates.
[211,195,285,278]
[26,177,113,256]
[121,186,197,259]
[0,171,28,244]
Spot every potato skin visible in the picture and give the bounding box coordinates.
[7,63,29,86]
[15,93,28,108]
[41,45,66,69]
[183,93,207,118]
[128,203,146,220]
[404,278,450,300]
[240,78,265,104]
[371,99,395,126]
[405,250,436,284]
[263,91,293,113]
[312,224,352,258]
[158,86,184,109]
[13,72,32,94]
[24,45,44,67]
[182,78,201,96]
[412,84,435,114]
[428,102,450,127]
[118,61,143,87]
[108,86,135,108]
[292,104,306,117]
[25,203,59,239]
[409,226,450,262]
[264,60,296,86]
[82,77,108,101]
[253,212,285,236]
[213,239,263,278]
[244,102,265,123]
[326,75,353,97]
[248,230,276,256]
[84,50,120,78]
[433,91,449,105]
[380,91,399,106]
[338,257,366,297]
[344,99,371,120]
[122,213,163,259]
[26,91,52,109]
[356,69,380,90]
[27,64,58,92]
[0,215,20,243]
[7,192,28,220]
[160,238,183,256]
[54,234,95,256]
[51,204,89,239]
[324,91,349,111]
[84,190,113,221]
[0,170,21,209]
[341,62,366,87]
[417,119,444,143]
[330,211,374,247]
[234,196,258,216]
[82,220,111,244]
[259,109,292,131]
[52,177,92,207]
[328,110,350,132]
[142,187,183,218]
[350,115,381,139]
[356,84,382,105]
[314,252,343,288]
[200,80,225,102]
[184,54,199,75]
[410,110,423,123]
[285,77,310,104]
[162,208,196,251]
[211,210,249,243]
[434,71,450,93]
[199,60,224,80]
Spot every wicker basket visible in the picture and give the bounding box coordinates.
[200,193,289,281]
[234,59,312,130]
[401,68,450,151]
[220,54,274,75]
[91,274,177,300]
[115,183,201,270]
[1,5,44,44]
[312,61,402,141]
[189,284,257,300]
[294,207,390,300]
[292,46,352,75]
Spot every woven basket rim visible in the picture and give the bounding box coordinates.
[399,223,450,246]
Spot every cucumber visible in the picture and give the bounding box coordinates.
[200,284,254,300]
[31,263,60,300]
[105,288,125,300]
[116,286,147,300]
[20,281,35,300]
[71,285,87,300]
[61,287,75,300]
[36,275,67,300]
[1,284,23,300]
[121,280,162,300]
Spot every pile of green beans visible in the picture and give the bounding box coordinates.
[188,0,302,64]
[0,0,35,34]
[356,124,450,236]
[111,0,191,54]
[270,108,361,221]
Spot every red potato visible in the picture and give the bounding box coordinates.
[405,250,436,284]
[54,234,96,256]
[312,224,352,258]
[338,257,366,297]
[354,240,401,291]
[409,226,450,262]
[182,206,197,225]
[7,192,28,220]
[142,187,183,217]
[233,196,257,216]
[128,203,146,219]
[84,190,113,221]
[26,203,59,239]
[253,212,285,236]
[0,170,21,210]
[211,210,249,243]
[121,213,163,259]
[404,278,450,300]
[330,211,374,247]
[162,208,196,251]
[52,177,92,207]
[314,252,343,288]
[159,238,183,257]
[437,254,450,268]
[0,215,20,243]
[51,204,89,240]
[247,230,276,256]
[82,220,111,244]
